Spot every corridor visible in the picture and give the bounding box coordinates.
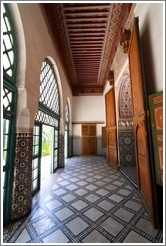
[3,156,162,244]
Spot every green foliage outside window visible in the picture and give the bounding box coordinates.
[42,126,53,156]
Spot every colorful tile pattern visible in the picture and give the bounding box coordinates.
[11,131,33,220]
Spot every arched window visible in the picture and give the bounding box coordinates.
[32,58,60,194]
[3,3,17,224]
[36,58,60,124]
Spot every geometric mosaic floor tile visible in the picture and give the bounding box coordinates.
[112,180,124,186]
[82,229,110,243]
[114,207,135,223]
[85,184,98,191]
[100,217,124,237]
[15,228,31,243]
[71,200,88,211]
[136,218,159,237]
[31,208,46,219]
[124,200,142,212]
[42,229,69,243]
[117,188,132,196]
[32,216,55,235]
[108,194,124,203]
[83,207,104,221]
[74,188,88,196]
[97,200,115,211]
[123,230,151,243]
[52,188,67,196]
[54,207,74,221]
[3,156,163,244]
[84,194,100,203]
[45,200,62,210]
[95,188,110,196]
[61,194,76,202]
[66,217,89,236]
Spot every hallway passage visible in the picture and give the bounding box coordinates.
[3,156,162,243]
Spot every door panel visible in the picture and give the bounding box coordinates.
[105,89,118,167]
[53,128,59,172]
[32,124,42,195]
[129,17,157,226]
[82,124,97,155]
[136,123,153,203]
[149,91,163,186]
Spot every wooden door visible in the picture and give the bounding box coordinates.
[82,124,97,155]
[149,91,163,186]
[129,17,158,227]
[105,88,118,167]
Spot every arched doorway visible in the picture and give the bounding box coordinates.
[118,73,137,185]
[32,58,60,195]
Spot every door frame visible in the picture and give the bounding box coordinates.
[65,122,69,159]
[32,123,42,195]
[105,87,118,167]
[32,123,59,196]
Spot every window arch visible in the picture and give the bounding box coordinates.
[32,58,60,194]
[36,58,60,125]
[3,3,17,224]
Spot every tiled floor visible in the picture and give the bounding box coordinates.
[3,156,163,244]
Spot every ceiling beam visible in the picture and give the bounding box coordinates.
[63,4,111,11]
[66,17,108,22]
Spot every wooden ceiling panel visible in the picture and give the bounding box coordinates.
[42,3,132,95]
[61,3,112,89]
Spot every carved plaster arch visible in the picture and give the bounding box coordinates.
[119,73,133,119]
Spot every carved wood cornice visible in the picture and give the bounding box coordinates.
[98,3,132,88]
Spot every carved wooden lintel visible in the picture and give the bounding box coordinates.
[108,70,114,86]
[120,29,131,53]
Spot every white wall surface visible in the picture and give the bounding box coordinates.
[72,96,106,156]
[134,2,163,92]
[72,96,105,122]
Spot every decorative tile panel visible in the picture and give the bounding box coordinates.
[118,130,135,167]
[59,135,64,168]
[11,130,33,220]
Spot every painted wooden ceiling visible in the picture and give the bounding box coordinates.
[42,3,132,95]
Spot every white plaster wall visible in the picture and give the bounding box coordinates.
[72,96,106,156]
[72,96,105,122]
[134,3,163,92]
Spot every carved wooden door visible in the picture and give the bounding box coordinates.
[82,124,97,155]
[149,91,163,186]
[105,88,118,167]
[129,18,158,227]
